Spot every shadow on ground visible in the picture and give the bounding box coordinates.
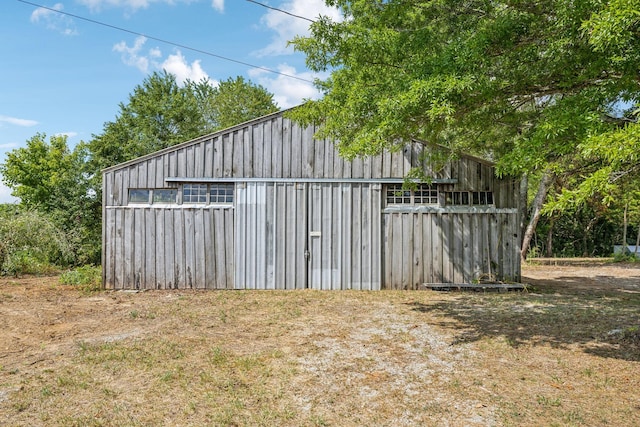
[408,276,640,361]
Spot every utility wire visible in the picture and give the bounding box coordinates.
[245,0,316,23]
[16,0,315,84]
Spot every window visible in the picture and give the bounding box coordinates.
[129,189,150,203]
[183,184,208,203]
[182,183,234,204]
[445,191,494,206]
[209,183,234,204]
[386,184,438,205]
[153,189,177,203]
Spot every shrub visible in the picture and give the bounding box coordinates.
[60,265,103,293]
[0,209,73,275]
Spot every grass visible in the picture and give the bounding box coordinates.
[0,268,639,426]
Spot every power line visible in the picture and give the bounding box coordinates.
[16,0,315,84]
[245,0,316,23]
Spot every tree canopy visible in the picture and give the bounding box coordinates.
[2,71,279,266]
[291,0,639,169]
[189,76,279,132]
[289,0,640,258]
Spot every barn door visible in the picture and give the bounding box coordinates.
[307,183,382,290]
[235,182,307,289]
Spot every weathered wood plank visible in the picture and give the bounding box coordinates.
[223,132,233,177]
[272,117,283,178]
[193,141,204,178]
[114,209,125,289]
[144,208,156,289]
[412,212,423,290]
[205,138,214,178]
[432,213,443,283]
[231,131,242,176]
[173,209,185,289]
[224,208,234,288]
[453,214,464,284]
[164,210,175,289]
[423,212,433,285]
[154,209,165,288]
[253,123,264,178]
[263,121,273,177]
[302,125,315,178]
[462,213,473,283]
[194,208,205,289]
[243,128,253,177]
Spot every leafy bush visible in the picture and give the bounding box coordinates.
[613,251,639,263]
[60,265,103,293]
[0,209,74,275]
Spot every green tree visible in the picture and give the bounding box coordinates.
[0,134,95,265]
[87,71,206,171]
[289,0,640,259]
[0,209,74,275]
[188,76,279,132]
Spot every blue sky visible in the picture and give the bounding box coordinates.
[0,0,340,203]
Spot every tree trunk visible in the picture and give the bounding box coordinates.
[622,202,628,253]
[634,223,640,255]
[519,173,529,240]
[521,170,555,262]
[546,216,554,258]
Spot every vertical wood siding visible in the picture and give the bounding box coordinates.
[102,110,521,290]
[103,207,233,289]
[382,210,520,289]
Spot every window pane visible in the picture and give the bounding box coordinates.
[415,184,438,204]
[210,183,234,204]
[183,184,207,203]
[153,189,177,203]
[129,189,150,204]
[387,184,438,205]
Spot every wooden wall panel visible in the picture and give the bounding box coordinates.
[102,112,523,290]
[382,211,521,288]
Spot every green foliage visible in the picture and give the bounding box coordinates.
[0,209,73,275]
[87,71,206,171]
[0,134,101,266]
[290,0,640,180]
[291,0,640,257]
[59,265,103,293]
[1,72,278,267]
[88,72,279,172]
[188,76,279,132]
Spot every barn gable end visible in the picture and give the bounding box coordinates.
[102,109,521,290]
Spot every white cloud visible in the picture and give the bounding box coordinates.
[114,37,215,86]
[256,0,342,57]
[113,36,152,73]
[0,115,38,127]
[30,3,78,36]
[0,183,17,204]
[161,52,211,85]
[211,0,224,12]
[249,64,323,108]
[0,142,20,150]
[55,132,79,139]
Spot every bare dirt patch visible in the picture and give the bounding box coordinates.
[0,263,638,426]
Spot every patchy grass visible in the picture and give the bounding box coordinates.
[0,266,639,426]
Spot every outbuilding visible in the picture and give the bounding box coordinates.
[102,109,522,290]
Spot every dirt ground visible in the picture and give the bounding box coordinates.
[0,261,639,426]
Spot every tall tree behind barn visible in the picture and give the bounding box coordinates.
[102,109,521,290]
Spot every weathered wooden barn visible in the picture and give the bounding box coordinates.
[102,109,522,290]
